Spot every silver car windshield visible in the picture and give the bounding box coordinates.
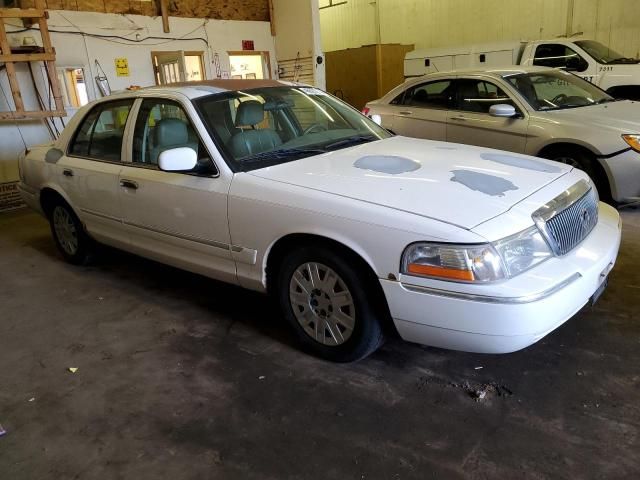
[504,70,614,111]
[195,86,390,171]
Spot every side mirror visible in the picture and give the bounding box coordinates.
[158,147,198,172]
[565,56,588,72]
[489,104,517,118]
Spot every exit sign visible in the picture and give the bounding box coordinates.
[242,40,255,51]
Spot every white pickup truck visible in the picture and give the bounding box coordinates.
[405,38,640,99]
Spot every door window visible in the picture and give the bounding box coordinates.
[455,79,516,114]
[401,80,453,109]
[68,100,134,161]
[533,44,588,72]
[132,99,215,174]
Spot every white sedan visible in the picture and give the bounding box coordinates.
[19,80,621,362]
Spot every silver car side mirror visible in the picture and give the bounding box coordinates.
[158,147,198,172]
[489,104,517,118]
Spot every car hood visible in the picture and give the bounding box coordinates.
[248,136,571,229]
[544,100,640,132]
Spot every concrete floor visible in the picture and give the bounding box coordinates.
[0,208,639,479]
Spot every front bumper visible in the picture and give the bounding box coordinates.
[380,203,622,354]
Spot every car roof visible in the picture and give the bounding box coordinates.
[110,79,306,100]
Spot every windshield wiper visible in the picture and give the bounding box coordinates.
[322,134,378,151]
[241,147,327,164]
[608,57,640,64]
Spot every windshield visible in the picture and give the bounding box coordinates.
[194,86,390,171]
[504,70,614,111]
[575,40,639,64]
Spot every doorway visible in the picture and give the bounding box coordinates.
[228,51,271,79]
[152,51,206,85]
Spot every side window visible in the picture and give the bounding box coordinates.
[403,80,453,109]
[456,79,516,114]
[533,44,587,71]
[68,100,133,161]
[132,99,214,174]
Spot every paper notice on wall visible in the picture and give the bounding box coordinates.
[0,181,23,212]
[115,57,130,77]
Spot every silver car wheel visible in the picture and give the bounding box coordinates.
[555,156,581,169]
[289,262,356,346]
[53,206,79,256]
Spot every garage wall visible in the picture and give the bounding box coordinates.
[320,0,640,58]
[0,10,276,188]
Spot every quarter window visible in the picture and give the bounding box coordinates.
[68,100,133,161]
[402,80,453,109]
[455,79,516,114]
[132,99,215,174]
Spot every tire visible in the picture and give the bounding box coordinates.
[276,245,385,362]
[48,199,93,265]
[543,147,613,204]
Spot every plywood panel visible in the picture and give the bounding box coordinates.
[17,0,269,21]
[326,45,377,110]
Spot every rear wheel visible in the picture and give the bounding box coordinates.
[48,200,93,265]
[276,245,385,362]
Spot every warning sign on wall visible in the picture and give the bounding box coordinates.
[115,57,130,77]
[0,181,23,212]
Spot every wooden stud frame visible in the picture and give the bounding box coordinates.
[0,0,66,120]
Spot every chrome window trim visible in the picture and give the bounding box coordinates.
[400,272,582,304]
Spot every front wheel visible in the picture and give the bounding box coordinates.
[276,246,385,362]
[49,200,93,265]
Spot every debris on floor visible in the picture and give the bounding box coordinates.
[0,424,6,437]
[68,367,78,373]
[474,366,483,370]
[28,397,35,402]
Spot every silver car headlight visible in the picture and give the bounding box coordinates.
[402,226,553,283]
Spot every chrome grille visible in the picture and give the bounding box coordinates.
[532,180,599,256]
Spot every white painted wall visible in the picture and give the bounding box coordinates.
[320,0,640,58]
[0,10,276,184]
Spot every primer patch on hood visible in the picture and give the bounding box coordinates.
[354,155,421,174]
[450,169,518,197]
[480,153,562,173]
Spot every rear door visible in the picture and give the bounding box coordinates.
[386,78,454,140]
[117,96,237,284]
[446,77,529,153]
[57,98,135,247]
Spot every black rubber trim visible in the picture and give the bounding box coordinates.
[596,147,632,159]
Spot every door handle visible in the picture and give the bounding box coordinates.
[120,179,138,190]
[450,116,467,122]
[62,169,74,177]
[398,111,413,115]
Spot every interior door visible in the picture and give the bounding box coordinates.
[153,51,186,84]
[389,79,454,140]
[118,97,236,284]
[57,98,135,248]
[446,78,529,153]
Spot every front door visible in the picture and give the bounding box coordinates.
[118,97,236,284]
[57,98,135,248]
[446,78,529,153]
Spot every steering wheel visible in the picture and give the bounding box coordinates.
[551,93,569,105]
[303,123,328,135]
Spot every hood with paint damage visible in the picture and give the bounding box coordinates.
[248,136,572,229]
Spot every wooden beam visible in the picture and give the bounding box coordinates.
[0,109,66,120]
[0,9,45,18]
[37,14,65,114]
[0,52,55,62]
[159,0,170,33]
[267,0,275,36]
[0,20,25,113]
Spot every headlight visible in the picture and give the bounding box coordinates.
[492,226,552,277]
[401,243,505,283]
[622,134,640,152]
[402,226,553,283]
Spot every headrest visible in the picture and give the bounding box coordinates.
[235,100,264,126]
[154,118,189,146]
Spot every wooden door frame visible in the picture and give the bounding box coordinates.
[151,50,206,85]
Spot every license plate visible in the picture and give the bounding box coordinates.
[590,276,608,305]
